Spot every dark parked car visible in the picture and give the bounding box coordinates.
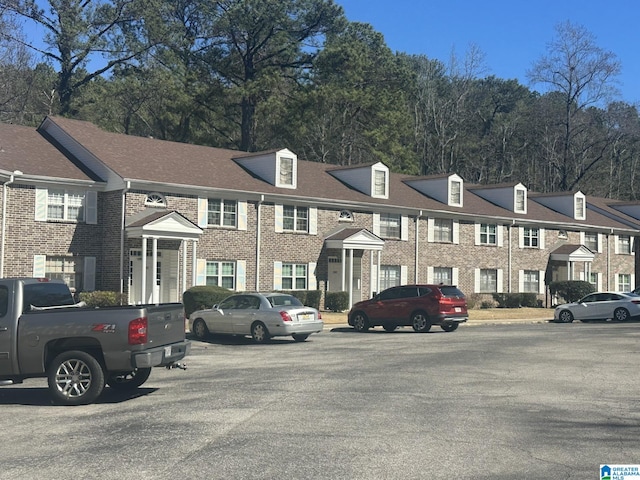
[348,284,468,333]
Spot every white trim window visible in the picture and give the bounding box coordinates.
[449,179,462,206]
[208,198,237,227]
[515,188,526,213]
[373,169,387,197]
[279,156,294,186]
[283,205,308,232]
[206,261,236,289]
[380,265,401,290]
[522,270,539,293]
[145,192,166,207]
[522,227,539,248]
[434,267,453,285]
[477,268,500,293]
[47,189,85,222]
[45,256,83,290]
[479,224,497,245]
[379,213,401,239]
[584,233,598,252]
[434,218,453,243]
[282,263,307,290]
[617,235,632,255]
[617,274,632,292]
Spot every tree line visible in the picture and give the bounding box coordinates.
[1,0,639,199]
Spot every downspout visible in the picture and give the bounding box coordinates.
[255,195,264,290]
[508,220,514,293]
[0,171,19,278]
[415,210,422,283]
[120,181,130,298]
[607,229,613,290]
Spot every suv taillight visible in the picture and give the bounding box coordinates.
[129,317,148,345]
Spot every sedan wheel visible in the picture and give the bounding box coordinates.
[558,310,574,323]
[411,312,431,333]
[192,319,209,339]
[251,322,270,343]
[614,307,630,322]
[352,312,369,332]
[292,334,309,342]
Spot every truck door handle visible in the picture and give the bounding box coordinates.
[0,327,7,332]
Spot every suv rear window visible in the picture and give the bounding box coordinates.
[438,286,465,298]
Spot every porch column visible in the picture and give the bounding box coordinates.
[182,240,187,297]
[348,248,354,307]
[191,240,198,286]
[141,237,147,304]
[341,248,346,291]
[151,237,158,304]
[377,250,381,294]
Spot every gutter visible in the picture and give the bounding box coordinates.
[120,181,130,298]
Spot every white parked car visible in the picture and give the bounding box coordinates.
[554,291,640,323]
[189,292,323,343]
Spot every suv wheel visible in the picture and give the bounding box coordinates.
[440,323,458,332]
[411,312,431,333]
[352,312,370,332]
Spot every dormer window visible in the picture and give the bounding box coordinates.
[450,179,462,206]
[279,156,294,186]
[372,167,388,198]
[515,188,526,213]
[575,195,585,220]
[145,192,166,208]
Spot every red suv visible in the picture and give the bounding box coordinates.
[348,284,468,333]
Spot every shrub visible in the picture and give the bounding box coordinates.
[183,285,232,318]
[325,291,349,312]
[549,280,594,303]
[79,291,127,307]
[492,293,540,308]
[278,290,321,309]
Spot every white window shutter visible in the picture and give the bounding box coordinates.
[539,228,545,249]
[237,201,248,231]
[309,207,317,235]
[273,261,282,290]
[195,259,206,285]
[427,266,434,283]
[400,216,408,241]
[474,223,481,245]
[452,220,460,244]
[579,231,585,245]
[236,260,246,291]
[597,234,603,253]
[33,255,46,278]
[497,225,504,247]
[497,269,504,293]
[452,268,459,286]
[631,274,636,292]
[197,198,208,228]
[518,270,524,292]
[307,262,317,290]
[597,273,603,291]
[614,235,620,254]
[85,191,97,224]
[518,227,524,249]
[427,218,435,242]
[83,256,96,291]
[400,265,408,285]
[35,188,47,221]
[372,213,380,236]
[539,270,546,294]
[274,205,284,233]
[474,269,480,293]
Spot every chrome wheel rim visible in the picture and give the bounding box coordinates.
[54,359,93,399]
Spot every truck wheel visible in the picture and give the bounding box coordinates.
[47,350,105,406]
[107,368,152,391]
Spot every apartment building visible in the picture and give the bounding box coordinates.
[0,116,638,307]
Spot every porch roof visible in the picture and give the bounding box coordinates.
[324,228,384,250]
[126,209,202,240]
[549,244,595,262]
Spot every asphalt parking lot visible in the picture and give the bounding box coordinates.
[1,321,639,479]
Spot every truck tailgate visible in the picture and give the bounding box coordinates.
[144,303,186,347]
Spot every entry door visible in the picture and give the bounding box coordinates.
[130,253,161,304]
[327,255,362,300]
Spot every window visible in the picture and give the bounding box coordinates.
[380,265,401,290]
[282,263,307,290]
[339,210,353,222]
[279,157,294,186]
[46,256,83,290]
[479,269,497,293]
[479,224,497,245]
[206,261,236,289]
[379,213,401,239]
[575,196,585,218]
[47,189,85,222]
[283,205,308,232]
[145,193,166,207]
[515,189,526,212]
[450,180,461,205]
[523,227,539,248]
[208,199,237,227]
[434,267,452,285]
[373,170,386,196]
[522,270,539,293]
[588,272,599,288]
[617,274,631,292]
[584,233,598,252]
[618,235,631,254]
[433,218,453,243]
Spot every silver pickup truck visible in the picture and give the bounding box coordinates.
[0,278,190,405]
